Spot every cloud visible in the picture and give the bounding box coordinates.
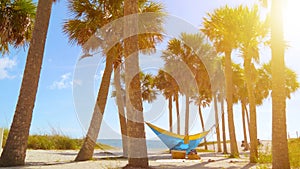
[50,73,73,90]
[73,79,83,87]
[0,57,17,80]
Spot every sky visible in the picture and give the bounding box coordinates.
[1,0,300,142]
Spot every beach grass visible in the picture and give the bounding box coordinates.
[2,129,114,150]
[288,138,300,168]
[257,138,300,168]
[198,140,230,147]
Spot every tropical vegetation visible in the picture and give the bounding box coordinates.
[1,0,300,168]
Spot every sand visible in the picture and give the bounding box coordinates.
[0,141,271,169]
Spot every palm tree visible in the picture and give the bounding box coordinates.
[202,6,239,157]
[0,0,55,166]
[112,67,158,157]
[192,94,210,150]
[154,70,180,133]
[266,0,290,167]
[220,92,228,154]
[63,0,163,161]
[258,63,299,102]
[162,33,215,138]
[213,93,222,152]
[140,72,158,104]
[0,0,35,54]
[236,5,269,162]
[124,0,150,167]
[212,58,227,153]
[114,69,128,157]
[232,62,250,151]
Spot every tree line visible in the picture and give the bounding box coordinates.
[0,0,297,169]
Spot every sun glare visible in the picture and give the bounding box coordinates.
[283,0,300,40]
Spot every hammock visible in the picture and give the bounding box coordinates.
[146,122,210,153]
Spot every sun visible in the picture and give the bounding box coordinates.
[283,0,300,40]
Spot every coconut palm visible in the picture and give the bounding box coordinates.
[0,0,35,54]
[63,0,164,162]
[0,0,55,166]
[202,6,240,157]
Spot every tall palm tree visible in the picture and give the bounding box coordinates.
[271,0,289,163]
[232,62,250,151]
[236,5,269,162]
[124,0,148,167]
[63,0,164,161]
[213,94,222,152]
[202,6,239,157]
[114,66,128,157]
[220,92,228,154]
[0,0,55,166]
[154,70,180,133]
[192,94,210,150]
[0,0,36,54]
[162,33,215,138]
[112,67,159,157]
[212,58,227,153]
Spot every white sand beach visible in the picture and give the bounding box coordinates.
[0,141,272,169]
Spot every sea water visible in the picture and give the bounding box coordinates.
[98,139,168,150]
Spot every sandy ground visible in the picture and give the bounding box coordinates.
[0,141,271,169]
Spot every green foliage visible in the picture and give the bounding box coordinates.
[27,135,79,150]
[257,144,272,164]
[256,139,300,168]
[2,129,113,150]
[0,0,36,54]
[1,128,9,148]
[289,138,300,168]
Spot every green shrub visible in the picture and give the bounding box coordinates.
[1,129,114,150]
[1,128,9,148]
[289,138,300,168]
[27,135,79,150]
[257,144,272,164]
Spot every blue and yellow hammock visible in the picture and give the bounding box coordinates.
[146,122,209,154]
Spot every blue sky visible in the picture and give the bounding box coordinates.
[1,0,300,142]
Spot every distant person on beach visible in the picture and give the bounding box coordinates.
[241,140,245,147]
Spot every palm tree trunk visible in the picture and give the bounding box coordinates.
[175,94,180,134]
[75,53,114,161]
[271,0,290,168]
[114,65,128,157]
[124,0,148,167]
[213,94,222,152]
[224,50,239,157]
[241,101,249,151]
[198,105,207,150]
[0,0,53,166]
[221,96,228,154]
[168,97,173,132]
[185,95,190,136]
[244,57,257,162]
[244,104,250,128]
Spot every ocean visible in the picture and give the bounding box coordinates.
[98,139,168,150]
